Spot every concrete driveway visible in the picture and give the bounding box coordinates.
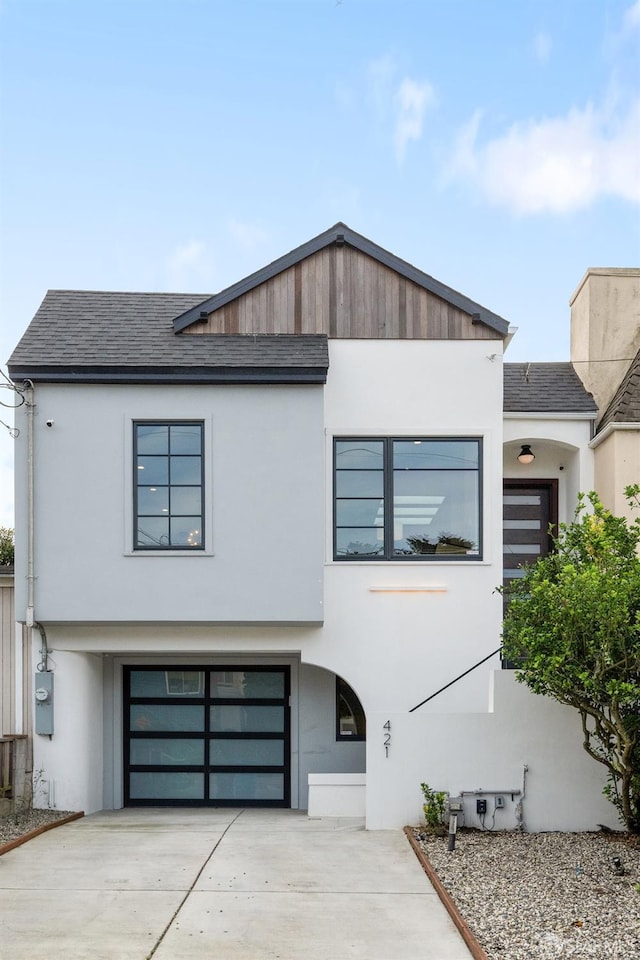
[0,809,472,960]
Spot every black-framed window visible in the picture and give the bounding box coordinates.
[334,437,482,560]
[336,677,366,741]
[134,422,204,550]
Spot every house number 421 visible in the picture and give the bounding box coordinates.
[383,720,391,757]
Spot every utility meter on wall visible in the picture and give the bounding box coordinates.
[34,672,54,735]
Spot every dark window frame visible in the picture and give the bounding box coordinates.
[333,436,483,561]
[336,677,366,741]
[133,420,205,552]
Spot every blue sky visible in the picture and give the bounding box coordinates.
[0,0,639,526]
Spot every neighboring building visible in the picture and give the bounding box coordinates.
[1,567,30,738]
[570,268,640,519]
[7,224,616,830]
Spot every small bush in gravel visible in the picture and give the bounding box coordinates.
[420,782,447,835]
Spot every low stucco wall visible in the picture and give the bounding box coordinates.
[365,671,619,832]
[307,773,366,817]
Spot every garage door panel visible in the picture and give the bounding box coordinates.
[125,666,290,807]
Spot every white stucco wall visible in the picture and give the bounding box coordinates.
[366,671,619,832]
[592,426,640,518]
[32,647,103,814]
[33,625,620,831]
[21,336,614,831]
[14,382,325,624]
[323,339,505,713]
[503,417,594,523]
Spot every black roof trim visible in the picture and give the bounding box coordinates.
[172,222,509,337]
[9,366,328,385]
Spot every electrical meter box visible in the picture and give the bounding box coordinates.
[35,672,54,735]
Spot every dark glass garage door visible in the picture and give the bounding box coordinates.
[124,666,290,806]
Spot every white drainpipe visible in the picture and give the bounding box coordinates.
[24,380,48,670]
[25,380,35,628]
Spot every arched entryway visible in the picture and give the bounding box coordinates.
[297,663,366,812]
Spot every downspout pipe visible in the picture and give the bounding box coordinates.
[24,380,49,672]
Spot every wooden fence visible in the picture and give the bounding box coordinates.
[0,571,32,816]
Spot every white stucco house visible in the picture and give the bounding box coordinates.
[7,224,620,830]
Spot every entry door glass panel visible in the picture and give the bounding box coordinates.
[503,485,552,581]
[125,665,290,807]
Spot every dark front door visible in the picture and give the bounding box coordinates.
[502,480,557,665]
[124,666,290,806]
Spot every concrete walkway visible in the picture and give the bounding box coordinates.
[0,809,472,960]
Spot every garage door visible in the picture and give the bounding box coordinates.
[124,666,290,806]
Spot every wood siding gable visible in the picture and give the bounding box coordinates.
[181,246,498,340]
[174,223,508,341]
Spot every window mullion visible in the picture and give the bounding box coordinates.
[384,439,393,560]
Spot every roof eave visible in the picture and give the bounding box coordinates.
[503,410,596,420]
[7,365,328,385]
[590,421,640,448]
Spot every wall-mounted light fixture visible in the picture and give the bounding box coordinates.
[517,444,535,464]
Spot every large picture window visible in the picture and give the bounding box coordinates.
[134,422,204,550]
[334,437,482,560]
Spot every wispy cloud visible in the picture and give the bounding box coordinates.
[394,78,435,164]
[363,55,436,164]
[443,2,640,216]
[366,54,397,119]
[533,31,552,63]
[447,98,640,214]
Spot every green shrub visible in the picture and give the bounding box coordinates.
[420,782,447,833]
[0,528,14,567]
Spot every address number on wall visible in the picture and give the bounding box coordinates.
[383,720,391,757]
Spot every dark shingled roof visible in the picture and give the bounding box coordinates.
[7,291,329,384]
[597,348,640,431]
[504,363,597,414]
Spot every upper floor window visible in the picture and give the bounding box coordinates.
[334,437,482,560]
[134,422,204,551]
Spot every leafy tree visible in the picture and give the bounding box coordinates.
[0,527,14,567]
[501,487,640,833]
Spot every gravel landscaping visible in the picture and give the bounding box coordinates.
[411,827,640,959]
[0,808,78,848]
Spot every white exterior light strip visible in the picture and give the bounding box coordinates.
[369,585,448,593]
